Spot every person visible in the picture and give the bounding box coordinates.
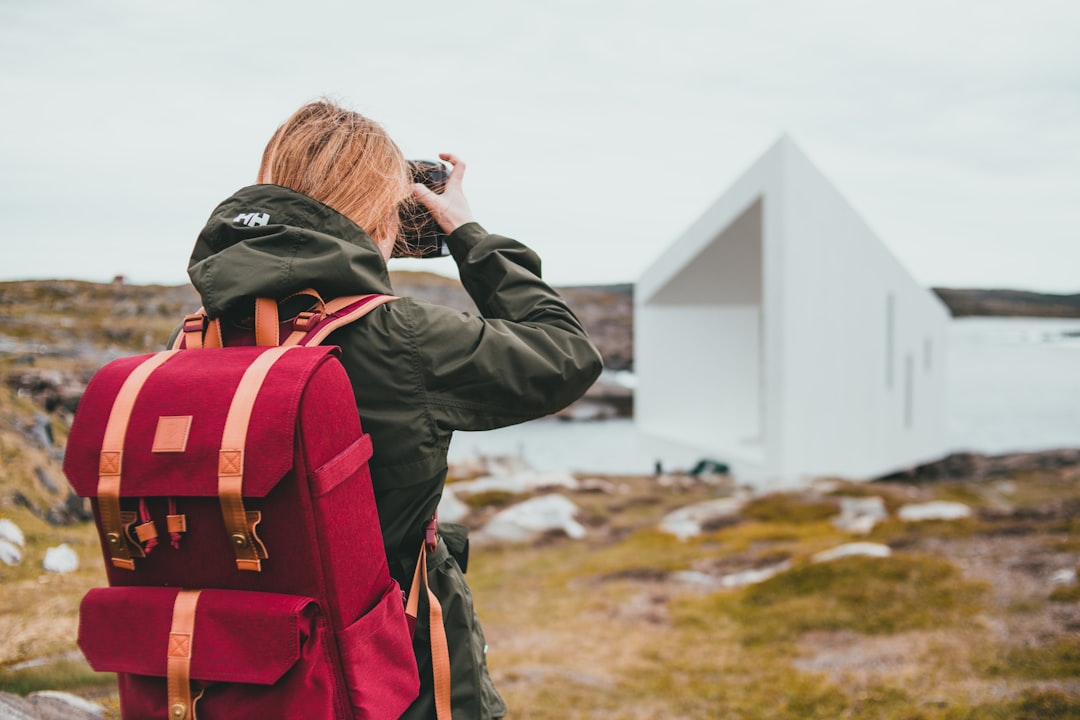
[182,99,604,719]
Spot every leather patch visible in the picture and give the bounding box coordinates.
[219,450,243,475]
[168,632,192,658]
[99,452,121,475]
[153,416,192,454]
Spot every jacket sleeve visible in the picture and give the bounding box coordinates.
[409,222,604,431]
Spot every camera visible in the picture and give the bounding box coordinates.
[394,160,451,258]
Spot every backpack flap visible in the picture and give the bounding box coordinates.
[64,346,342,571]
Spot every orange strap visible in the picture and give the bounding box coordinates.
[407,543,452,720]
[167,589,202,720]
[97,351,178,570]
[282,295,398,347]
[218,346,296,571]
[254,298,279,347]
[177,310,223,350]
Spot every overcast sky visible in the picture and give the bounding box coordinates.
[1,0,1077,292]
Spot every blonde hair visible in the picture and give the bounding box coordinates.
[257,100,410,245]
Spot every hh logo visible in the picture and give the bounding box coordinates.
[234,212,270,227]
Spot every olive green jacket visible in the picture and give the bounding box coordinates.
[185,183,603,719]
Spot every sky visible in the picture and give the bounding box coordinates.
[1,1,1078,292]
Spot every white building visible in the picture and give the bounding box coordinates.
[635,137,950,486]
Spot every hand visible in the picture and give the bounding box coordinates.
[411,152,476,234]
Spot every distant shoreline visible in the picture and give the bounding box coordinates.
[931,287,1080,318]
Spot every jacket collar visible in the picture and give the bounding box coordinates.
[187,184,393,317]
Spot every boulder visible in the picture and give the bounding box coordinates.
[659,497,747,540]
[0,690,105,720]
[28,692,104,720]
[898,501,972,522]
[43,544,79,574]
[480,495,585,543]
[0,518,26,547]
[832,496,888,534]
[717,560,792,588]
[0,519,25,566]
[812,542,892,563]
[452,472,579,496]
[0,539,22,566]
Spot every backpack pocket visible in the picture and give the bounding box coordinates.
[337,579,421,719]
[78,586,340,719]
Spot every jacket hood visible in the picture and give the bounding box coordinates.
[187,184,393,317]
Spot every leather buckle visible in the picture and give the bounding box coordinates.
[291,310,322,332]
[182,314,207,334]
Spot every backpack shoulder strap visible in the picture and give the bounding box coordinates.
[173,293,397,350]
[282,294,398,347]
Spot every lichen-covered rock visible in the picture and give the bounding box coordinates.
[832,496,888,534]
[659,497,747,540]
[480,494,585,542]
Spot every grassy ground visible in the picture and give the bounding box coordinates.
[1,469,1078,718]
[468,472,1080,719]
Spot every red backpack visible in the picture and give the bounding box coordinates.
[65,292,449,719]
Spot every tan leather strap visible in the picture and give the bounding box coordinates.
[204,318,223,349]
[282,295,398,347]
[407,543,452,720]
[178,310,223,350]
[254,298,279,347]
[167,589,202,720]
[218,346,295,571]
[97,351,177,570]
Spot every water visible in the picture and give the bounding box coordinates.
[447,317,1080,474]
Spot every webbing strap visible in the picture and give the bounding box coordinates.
[407,543,452,720]
[97,351,178,570]
[282,295,398,347]
[218,346,296,571]
[166,589,201,720]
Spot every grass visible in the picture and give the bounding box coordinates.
[981,637,1080,680]
[741,492,839,524]
[674,554,988,646]
[0,660,114,695]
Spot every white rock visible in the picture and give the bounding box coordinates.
[832,497,888,534]
[813,542,892,563]
[437,487,470,524]
[0,538,22,566]
[29,690,105,719]
[481,495,585,542]
[898,501,972,522]
[718,560,792,588]
[43,544,79,574]
[452,472,579,496]
[659,497,747,541]
[0,518,25,547]
[1050,568,1077,586]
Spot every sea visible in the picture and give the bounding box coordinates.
[447,317,1080,475]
